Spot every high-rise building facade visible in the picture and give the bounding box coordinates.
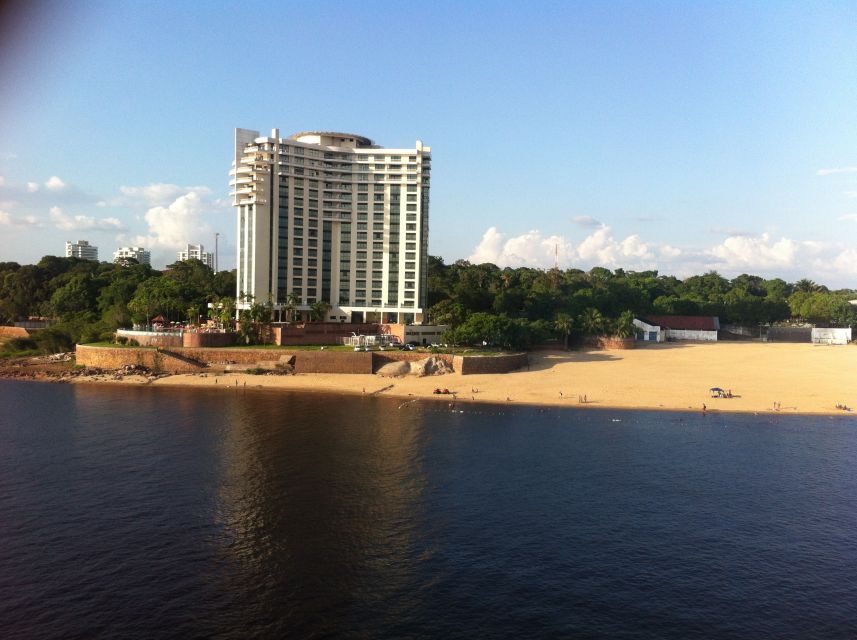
[65,240,98,261]
[178,243,214,269]
[113,246,151,265]
[230,129,431,323]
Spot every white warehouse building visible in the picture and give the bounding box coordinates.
[230,128,431,324]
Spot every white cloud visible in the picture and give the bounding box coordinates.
[0,210,42,228]
[26,181,39,193]
[707,233,798,270]
[844,191,857,198]
[469,225,654,270]
[817,166,857,176]
[467,225,857,285]
[49,206,124,231]
[45,176,67,191]
[831,249,857,275]
[838,213,857,222]
[126,189,212,250]
[119,183,211,206]
[0,175,5,186]
[659,245,682,259]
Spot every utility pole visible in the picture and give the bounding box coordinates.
[215,232,219,273]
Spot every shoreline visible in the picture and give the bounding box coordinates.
[22,342,850,418]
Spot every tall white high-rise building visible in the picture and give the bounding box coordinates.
[230,129,431,323]
[113,246,151,265]
[178,244,214,269]
[65,240,98,261]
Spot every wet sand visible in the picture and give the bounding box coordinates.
[73,342,857,416]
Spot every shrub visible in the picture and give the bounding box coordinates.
[0,337,39,357]
[32,327,74,354]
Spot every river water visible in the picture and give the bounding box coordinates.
[1,380,856,639]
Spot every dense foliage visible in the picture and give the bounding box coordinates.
[0,256,235,353]
[426,257,857,348]
[0,254,854,354]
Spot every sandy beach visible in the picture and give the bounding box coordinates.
[73,342,857,416]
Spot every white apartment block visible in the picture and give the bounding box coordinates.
[113,246,151,265]
[230,129,431,323]
[65,240,98,261]
[178,244,214,269]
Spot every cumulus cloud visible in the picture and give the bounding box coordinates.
[469,225,655,270]
[0,175,5,186]
[572,215,601,227]
[831,249,857,275]
[45,176,66,191]
[124,190,212,250]
[119,183,212,206]
[26,181,39,193]
[817,167,857,176]
[659,245,682,259]
[49,206,123,231]
[707,233,798,270]
[466,225,857,284]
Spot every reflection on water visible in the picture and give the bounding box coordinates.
[215,393,429,636]
[1,380,857,639]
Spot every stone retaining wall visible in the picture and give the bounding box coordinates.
[294,352,373,374]
[76,345,530,376]
[452,353,529,375]
[183,332,238,348]
[116,330,183,348]
[0,326,32,338]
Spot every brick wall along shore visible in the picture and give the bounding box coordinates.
[75,345,529,375]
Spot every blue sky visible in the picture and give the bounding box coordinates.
[1,1,856,286]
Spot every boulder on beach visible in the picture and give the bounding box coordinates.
[377,356,454,377]
[376,361,412,377]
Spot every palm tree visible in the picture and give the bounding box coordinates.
[579,307,604,336]
[219,297,236,329]
[283,291,299,323]
[554,313,574,350]
[310,300,332,322]
[794,278,819,293]
[615,310,636,339]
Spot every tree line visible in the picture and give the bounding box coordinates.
[0,254,854,354]
[426,258,857,349]
[0,256,235,353]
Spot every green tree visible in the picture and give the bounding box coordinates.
[554,313,574,350]
[579,308,605,336]
[310,300,332,322]
[615,310,636,338]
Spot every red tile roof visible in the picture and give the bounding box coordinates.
[642,315,719,331]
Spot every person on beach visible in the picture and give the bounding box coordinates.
[702,403,707,414]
